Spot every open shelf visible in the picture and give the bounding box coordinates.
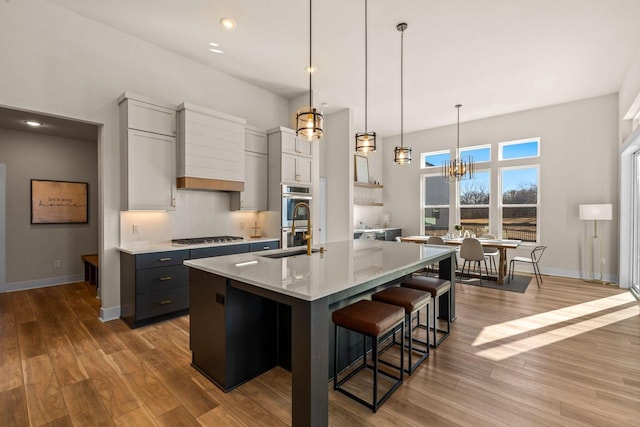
[354,182,383,189]
[354,202,384,206]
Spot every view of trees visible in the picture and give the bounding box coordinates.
[460,182,538,205]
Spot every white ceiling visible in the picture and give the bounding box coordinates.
[47,0,640,137]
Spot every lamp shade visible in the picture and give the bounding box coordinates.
[579,204,612,221]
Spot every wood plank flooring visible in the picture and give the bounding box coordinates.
[0,276,639,426]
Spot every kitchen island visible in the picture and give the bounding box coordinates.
[185,239,456,427]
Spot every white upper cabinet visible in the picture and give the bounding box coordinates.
[177,103,246,191]
[268,127,313,186]
[231,127,268,211]
[118,93,177,210]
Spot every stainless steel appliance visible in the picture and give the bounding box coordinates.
[281,184,312,248]
[172,236,244,246]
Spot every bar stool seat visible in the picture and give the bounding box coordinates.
[372,286,431,374]
[332,300,405,412]
[401,276,451,347]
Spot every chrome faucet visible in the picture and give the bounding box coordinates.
[291,201,312,256]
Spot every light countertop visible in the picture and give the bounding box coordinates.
[117,237,280,255]
[353,227,401,233]
[184,239,455,302]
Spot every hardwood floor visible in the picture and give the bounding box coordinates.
[1,276,639,426]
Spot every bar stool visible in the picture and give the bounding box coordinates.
[371,286,431,374]
[401,276,451,347]
[332,300,405,412]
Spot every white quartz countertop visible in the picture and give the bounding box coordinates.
[117,237,280,255]
[184,239,455,302]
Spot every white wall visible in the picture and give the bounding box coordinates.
[383,94,619,282]
[0,128,98,290]
[0,0,289,319]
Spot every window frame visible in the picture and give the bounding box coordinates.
[499,164,540,244]
[458,168,491,235]
[420,149,450,170]
[420,172,451,236]
[498,137,540,161]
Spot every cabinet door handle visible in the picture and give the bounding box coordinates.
[263,246,270,250]
[159,276,172,281]
[159,258,172,262]
[159,299,173,305]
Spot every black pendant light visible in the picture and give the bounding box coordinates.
[355,0,376,154]
[442,104,475,182]
[394,23,411,165]
[296,0,324,141]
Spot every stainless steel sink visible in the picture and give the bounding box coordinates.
[260,248,319,259]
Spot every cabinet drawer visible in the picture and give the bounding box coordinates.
[385,229,402,241]
[136,286,189,320]
[126,99,176,136]
[190,244,250,259]
[136,265,188,294]
[136,250,189,270]
[249,241,279,252]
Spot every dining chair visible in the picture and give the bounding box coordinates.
[424,236,446,275]
[508,246,547,287]
[459,237,490,284]
[479,233,499,274]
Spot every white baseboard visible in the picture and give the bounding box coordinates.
[100,305,121,322]
[515,266,620,287]
[6,274,84,292]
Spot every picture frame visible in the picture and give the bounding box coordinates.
[31,179,89,224]
[354,155,370,184]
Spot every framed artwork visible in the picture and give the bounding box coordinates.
[354,155,370,184]
[31,179,88,224]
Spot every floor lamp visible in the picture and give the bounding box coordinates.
[579,204,612,283]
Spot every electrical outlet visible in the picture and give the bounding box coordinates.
[133,224,141,234]
[54,260,61,268]
[601,257,606,265]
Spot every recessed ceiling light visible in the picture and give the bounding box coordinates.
[220,18,237,30]
[305,66,316,73]
[209,42,220,47]
[209,48,224,54]
[25,120,43,127]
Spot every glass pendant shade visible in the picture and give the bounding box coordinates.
[296,0,323,141]
[393,22,411,166]
[296,106,324,141]
[394,146,412,165]
[355,131,376,153]
[355,0,376,154]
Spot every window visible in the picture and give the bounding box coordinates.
[501,166,539,242]
[460,144,491,163]
[499,138,539,160]
[421,150,450,169]
[459,170,490,235]
[421,174,449,236]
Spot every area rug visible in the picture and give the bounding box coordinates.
[458,274,532,293]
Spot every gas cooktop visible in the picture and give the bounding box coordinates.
[171,236,244,246]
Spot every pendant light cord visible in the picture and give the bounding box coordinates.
[400,25,404,149]
[456,104,462,155]
[309,0,313,108]
[364,0,368,132]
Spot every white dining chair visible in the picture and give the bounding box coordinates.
[459,237,490,284]
[508,246,547,287]
[480,233,499,274]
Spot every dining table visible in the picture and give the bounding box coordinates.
[400,235,522,284]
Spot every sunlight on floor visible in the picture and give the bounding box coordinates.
[472,292,638,361]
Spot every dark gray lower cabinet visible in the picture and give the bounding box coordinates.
[249,240,279,252]
[190,269,278,391]
[120,250,190,328]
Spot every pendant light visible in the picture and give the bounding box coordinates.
[394,23,411,165]
[442,104,475,182]
[355,0,376,153]
[296,0,324,141]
